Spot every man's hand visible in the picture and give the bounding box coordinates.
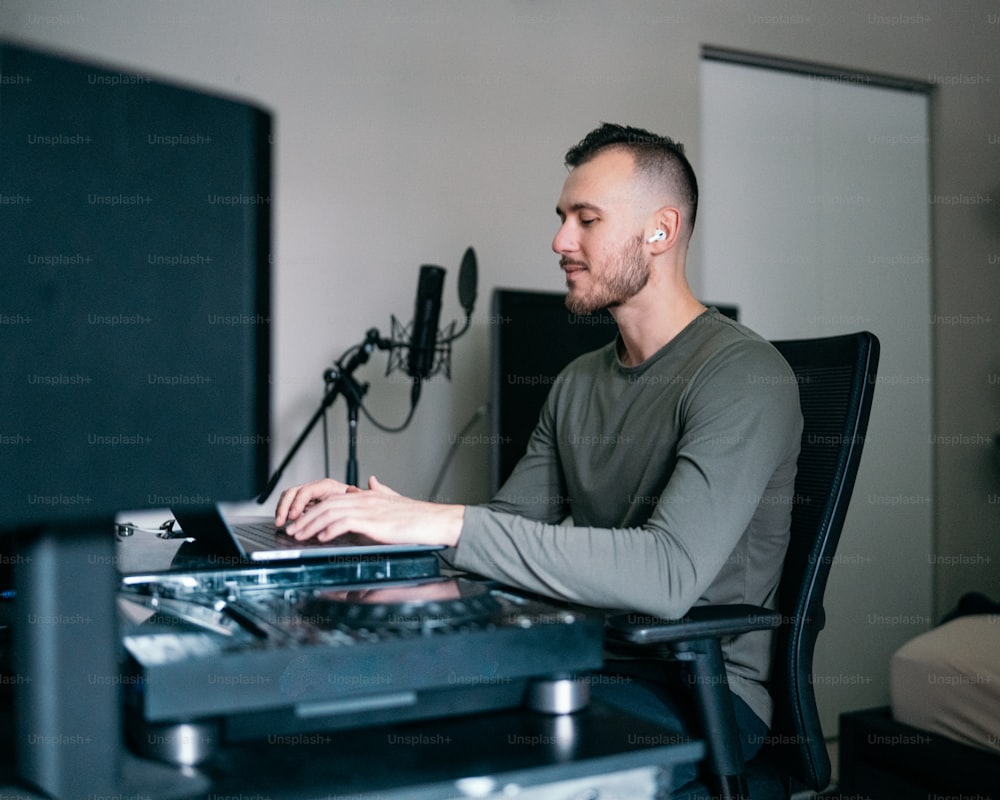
[274,476,464,548]
[274,477,356,528]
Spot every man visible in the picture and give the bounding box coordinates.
[275,123,803,783]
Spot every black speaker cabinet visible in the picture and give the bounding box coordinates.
[0,42,272,798]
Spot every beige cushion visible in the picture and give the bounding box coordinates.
[890,614,1000,755]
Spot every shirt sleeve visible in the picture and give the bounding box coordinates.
[450,340,802,619]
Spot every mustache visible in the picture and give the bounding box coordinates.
[559,258,587,269]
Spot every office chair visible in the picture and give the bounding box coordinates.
[606,331,880,800]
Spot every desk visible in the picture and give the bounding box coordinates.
[2,521,704,798]
[0,700,702,799]
[195,701,703,799]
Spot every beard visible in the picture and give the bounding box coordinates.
[564,235,650,316]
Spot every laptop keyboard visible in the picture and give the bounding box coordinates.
[232,520,292,549]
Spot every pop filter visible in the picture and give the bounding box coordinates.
[458,246,478,315]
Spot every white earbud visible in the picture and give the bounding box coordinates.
[647,230,666,243]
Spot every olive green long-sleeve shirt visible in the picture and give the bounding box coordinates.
[450,309,803,725]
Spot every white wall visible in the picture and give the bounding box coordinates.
[3,0,998,723]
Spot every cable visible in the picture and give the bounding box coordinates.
[358,396,420,434]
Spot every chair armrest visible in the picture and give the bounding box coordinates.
[605,604,781,646]
[605,604,781,794]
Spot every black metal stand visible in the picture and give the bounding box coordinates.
[256,297,470,505]
[337,362,368,489]
[257,329,386,501]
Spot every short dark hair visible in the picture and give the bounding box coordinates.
[565,122,699,237]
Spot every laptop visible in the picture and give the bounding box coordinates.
[171,505,444,563]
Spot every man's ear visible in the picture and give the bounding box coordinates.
[647,207,682,252]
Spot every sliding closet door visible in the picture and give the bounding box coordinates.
[699,55,933,734]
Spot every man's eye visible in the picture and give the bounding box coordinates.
[580,218,596,226]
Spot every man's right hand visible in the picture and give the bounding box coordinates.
[274,478,359,528]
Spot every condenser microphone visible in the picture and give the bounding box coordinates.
[385,252,473,383]
[407,265,446,381]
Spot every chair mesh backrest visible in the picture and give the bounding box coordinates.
[766,332,879,790]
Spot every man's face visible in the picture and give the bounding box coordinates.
[553,148,651,316]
